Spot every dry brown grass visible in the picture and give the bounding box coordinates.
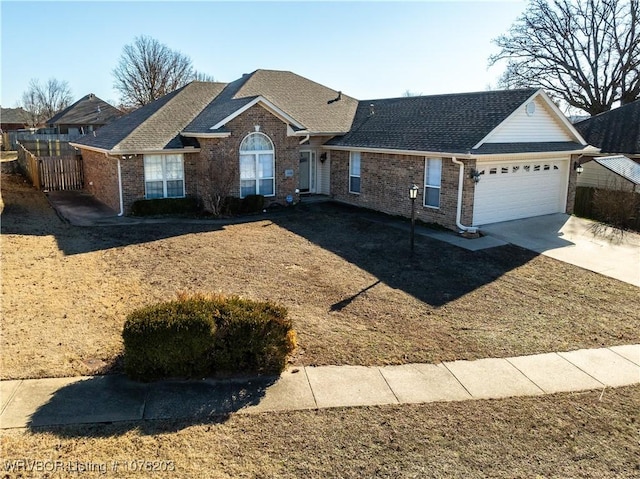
[2,386,638,478]
[1,172,639,380]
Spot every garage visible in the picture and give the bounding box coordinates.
[472,157,569,226]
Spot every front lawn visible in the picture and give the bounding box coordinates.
[1,172,639,379]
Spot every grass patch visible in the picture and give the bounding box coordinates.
[2,386,638,478]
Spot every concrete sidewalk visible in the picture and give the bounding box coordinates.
[1,345,638,430]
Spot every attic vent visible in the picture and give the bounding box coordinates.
[369,103,375,116]
[89,93,95,99]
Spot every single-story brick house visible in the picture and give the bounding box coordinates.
[71,69,595,231]
[47,94,123,137]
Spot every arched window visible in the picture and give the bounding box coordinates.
[239,132,275,198]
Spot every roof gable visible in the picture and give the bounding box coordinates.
[327,89,550,153]
[184,70,358,135]
[475,90,584,147]
[574,100,640,154]
[47,94,123,126]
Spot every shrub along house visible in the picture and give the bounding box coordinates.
[71,69,595,231]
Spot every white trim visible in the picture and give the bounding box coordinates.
[325,144,594,161]
[325,145,474,159]
[210,96,305,131]
[180,132,231,139]
[70,143,201,156]
[473,89,587,149]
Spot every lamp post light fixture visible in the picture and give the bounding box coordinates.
[409,184,419,255]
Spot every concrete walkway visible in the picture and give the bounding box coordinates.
[1,345,638,429]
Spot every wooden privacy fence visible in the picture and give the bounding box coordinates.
[16,142,83,191]
[18,138,77,157]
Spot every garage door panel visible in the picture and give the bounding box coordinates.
[473,158,568,226]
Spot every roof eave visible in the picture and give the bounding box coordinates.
[322,144,475,159]
[70,142,201,156]
[181,132,231,139]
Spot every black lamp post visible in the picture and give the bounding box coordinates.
[409,184,419,255]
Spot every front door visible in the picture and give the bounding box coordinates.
[299,151,316,193]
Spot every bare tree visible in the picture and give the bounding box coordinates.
[489,0,640,115]
[192,71,216,82]
[402,90,422,97]
[113,35,195,108]
[21,78,72,126]
[203,145,240,217]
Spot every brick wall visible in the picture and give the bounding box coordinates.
[195,104,299,208]
[82,149,120,212]
[330,150,476,231]
[566,154,580,213]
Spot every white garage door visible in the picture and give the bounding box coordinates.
[473,158,568,226]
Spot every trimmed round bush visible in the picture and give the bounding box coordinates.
[122,298,217,380]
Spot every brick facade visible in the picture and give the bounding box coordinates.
[82,149,120,212]
[566,154,580,214]
[80,104,301,214]
[329,150,477,231]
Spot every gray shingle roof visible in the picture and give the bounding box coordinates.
[46,94,122,126]
[1,107,29,125]
[594,155,640,184]
[73,82,227,152]
[574,100,640,155]
[184,70,359,134]
[326,89,551,154]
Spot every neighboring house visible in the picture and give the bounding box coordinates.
[577,156,640,192]
[47,94,123,137]
[1,107,29,131]
[71,69,595,231]
[574,100,640,161]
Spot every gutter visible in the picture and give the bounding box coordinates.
[451,157,477,234]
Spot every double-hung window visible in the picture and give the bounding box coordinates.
[239,133,275,198]
[144,154,185,199]
[349,151,361,194]
[424,157,442,208]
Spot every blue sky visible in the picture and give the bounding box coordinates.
[1,1,526,108]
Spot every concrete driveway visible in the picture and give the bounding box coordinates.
[482,213,640,287]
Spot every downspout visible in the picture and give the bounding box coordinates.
[116,156,124,216]
[299,134,310,145]
[451,157,477,234]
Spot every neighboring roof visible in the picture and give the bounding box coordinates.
[1,107,29,124]
[326,89,573,154]
[574,100,640,154]
[72,82,227,153]
[593,155,640,185]
[47,94,123,126]
[184,69,359,135]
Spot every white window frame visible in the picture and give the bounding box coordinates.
[349,151,361,194]
[423,157,442,209]
[143,154,185,199]
[239,132,275,198]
